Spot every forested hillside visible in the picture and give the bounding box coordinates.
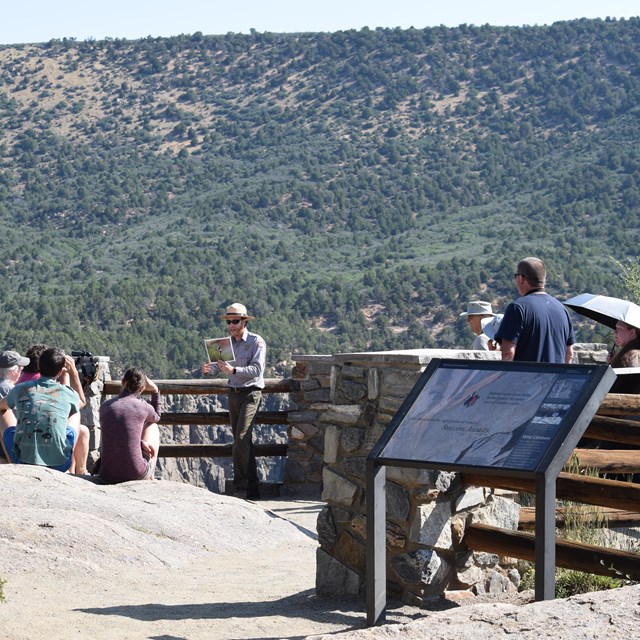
[0,18,638,376]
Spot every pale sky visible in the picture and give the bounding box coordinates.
[1,0,638,45]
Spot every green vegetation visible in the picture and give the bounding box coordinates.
[617,257,640,302]
[519,564,625,598]
[0,18,638,375]
[519,456,632,597]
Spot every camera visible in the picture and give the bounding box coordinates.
[71,350,99,385]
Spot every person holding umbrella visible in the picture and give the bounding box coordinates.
[563,293,640,368]
[609,321,640,368]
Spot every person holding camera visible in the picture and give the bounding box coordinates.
[0,347,90,474]
[201,303,266,500]
[98,367,161,484]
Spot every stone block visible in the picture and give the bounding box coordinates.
[321,467,358,506]
[316,548,362,597]
[360,402,376,427]
[386,481,411,522]
[315,375,331,388]
[378,395,405,415]
[351,515,407,550]
[301,378,320,391]
[337,379,367,402]
[289,423,319,439]
[324,425,340,464]
[434,471,460,494]
[319,404,362,425]
[411,500,453,550]
[284,459,306,484]
[485,569,518,594]
[288,410,320,423]
[330,365,339,401]
[380,369,422,398]
[290,427,306,441]
[341,427,365,454]
[367,368,380,400]
[333,530,366,574]
[387,466,433,487]
[291,362,308,380]
[341,456,366,482]
[390,548,449,588]
[308,362,335,376]
[317,505,338,550]
[363,425,386,450]
[455,486,487,512]
[457,564,484,588]
[375,412,393,427]
[341,365,365,379]
[470,495,520,531]
[331,508,353,526]
[304,388,332,403]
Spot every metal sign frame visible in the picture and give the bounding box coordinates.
[366,358,616,626]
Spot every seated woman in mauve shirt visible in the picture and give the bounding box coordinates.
[98,367,161,484]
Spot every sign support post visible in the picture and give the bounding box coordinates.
[366,459,386,627]
[535,471,556,600]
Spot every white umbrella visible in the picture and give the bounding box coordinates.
[563,293,640,330]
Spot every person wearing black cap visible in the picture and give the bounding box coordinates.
[0,350,30,401]
[201,303,266,500]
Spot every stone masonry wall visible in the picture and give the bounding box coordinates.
[291,345,609,604]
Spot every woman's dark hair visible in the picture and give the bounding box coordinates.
[39,347,67,377]
[122,367,147,394]
[23,343,48,373]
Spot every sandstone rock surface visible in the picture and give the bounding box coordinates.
[0,464,637,640]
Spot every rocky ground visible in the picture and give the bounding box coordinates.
[0,464,637,640]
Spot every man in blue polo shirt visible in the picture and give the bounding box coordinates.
[494,257,575,364]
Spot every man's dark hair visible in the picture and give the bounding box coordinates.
[23,343,48,374]
[517,257,546,288]
[39,347,67,378]
[122,367,147,394]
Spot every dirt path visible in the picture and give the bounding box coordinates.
[0,467,422,639]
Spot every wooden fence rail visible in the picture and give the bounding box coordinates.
[102,378,295,460]
[158,443,288,458]
[103,378,297,396]
[463,471,640,512]
[465,523,640,581]
[159,411,288,426]
[519,506,640,529]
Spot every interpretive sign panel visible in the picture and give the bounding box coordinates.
[374,359,613,474]
[367,358,615,626]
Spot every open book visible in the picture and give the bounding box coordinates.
[204,336,235,363]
